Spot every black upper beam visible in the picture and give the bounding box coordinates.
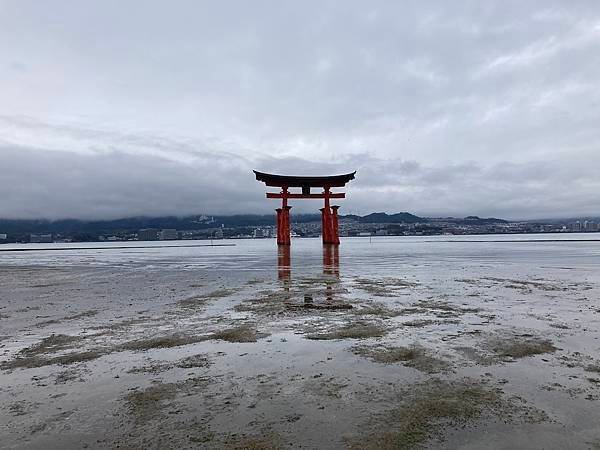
[253,170,356,188]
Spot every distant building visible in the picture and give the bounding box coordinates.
[571,221,581,232]
[253,228,264,238]
[0,233,7,240]
[197,215,215,224]
[138,229,159,241]
[584,221,598,232]
[159,229,178,240]
[30,234,53,243]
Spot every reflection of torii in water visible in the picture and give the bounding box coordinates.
[277,245,339,281]
[254,170,356,246]
[277,245,340,302]
[277,245,291,282]
[322,244,339,301]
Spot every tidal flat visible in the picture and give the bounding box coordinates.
[1,236,600,449]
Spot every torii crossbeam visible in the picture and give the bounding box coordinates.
[254,170,356,246]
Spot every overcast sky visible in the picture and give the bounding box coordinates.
[1,1,599,220]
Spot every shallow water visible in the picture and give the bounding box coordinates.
[2,233,600,271]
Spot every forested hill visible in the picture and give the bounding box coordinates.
[0,214,316,234]
[0,212,516,235]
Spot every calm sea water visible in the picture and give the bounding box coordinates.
[1,234,599,277]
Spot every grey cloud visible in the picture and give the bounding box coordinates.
[1,136,598,220]
[0,2,599,219]
[0,143,262,220]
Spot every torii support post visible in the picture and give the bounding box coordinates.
[320,207,331,244]
[330,205,340,245]
[320,187,335,245]
[276,207,291,246]
[281,206,291,245]
[276,208,283,244]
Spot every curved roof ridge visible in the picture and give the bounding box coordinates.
[253,170,356,188]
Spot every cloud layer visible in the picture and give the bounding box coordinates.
[1,1,599,219]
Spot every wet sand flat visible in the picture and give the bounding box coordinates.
[1,236,600,449]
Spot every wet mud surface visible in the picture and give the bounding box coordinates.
[1,237,600,449]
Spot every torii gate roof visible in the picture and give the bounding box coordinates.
[253,170,356,188]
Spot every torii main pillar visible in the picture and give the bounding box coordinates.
[253,170,356,246]
[330,205,340,245]
[275,188,292,246]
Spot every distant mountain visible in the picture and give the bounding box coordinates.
[355,212,426,224]
[0,214,318,235]
[463,215,508,224]
[0,212,515,236]
[430,216,508,225]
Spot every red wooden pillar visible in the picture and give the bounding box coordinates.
[330,205,340,245]
[281,205,291,245]
[276,187,291,246]
[320,207,331,244]
[277,207,291,246]
[276,208,283,244]
[321,186,334,244]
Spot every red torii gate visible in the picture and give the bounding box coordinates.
[253,170,356,246]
